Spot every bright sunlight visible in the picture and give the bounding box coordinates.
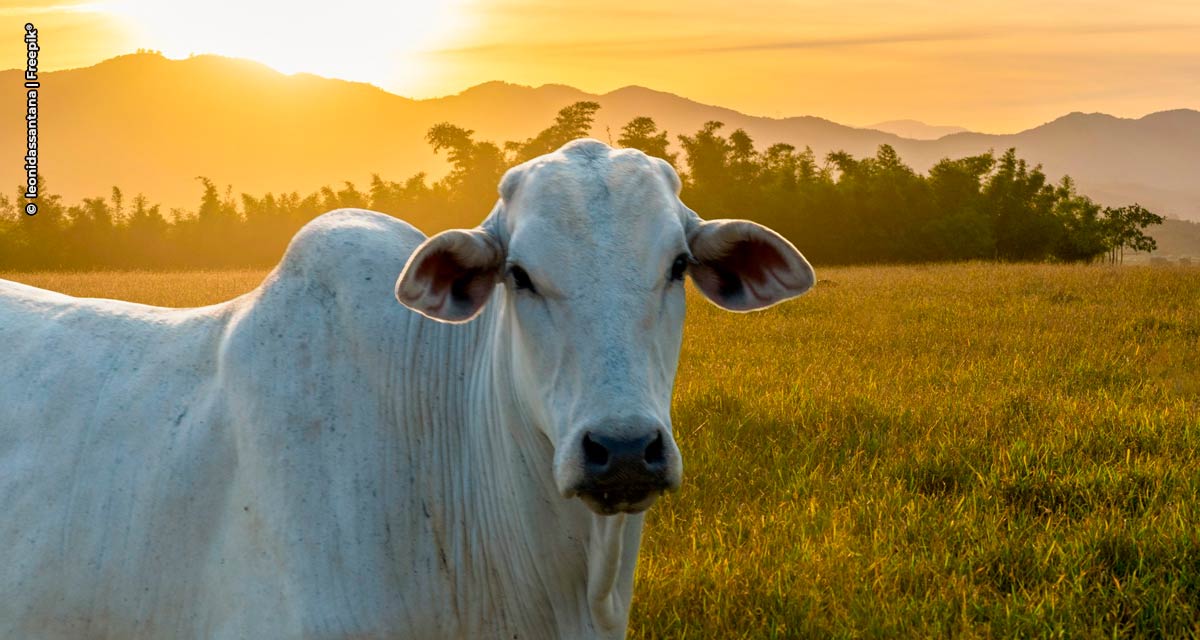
[101,0,469,90]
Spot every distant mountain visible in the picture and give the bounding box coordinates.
[2,52,1197,230]
[867,120,969,140]
[902,111,1200,224]
[1146,218,1200,259]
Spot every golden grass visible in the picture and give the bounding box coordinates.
[643,263,1200,638]
[3,263,1198,638]
[0,270,269,308]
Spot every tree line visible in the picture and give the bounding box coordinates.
[0,101,1161,270]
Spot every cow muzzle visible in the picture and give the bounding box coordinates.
[568,426,680,515]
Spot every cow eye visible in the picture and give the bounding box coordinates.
[508,265,537,293]
[669,254,689,282]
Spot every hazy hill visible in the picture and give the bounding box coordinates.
[901,111,1200,225]
[2,53,1198,229]
[1146,218,1200,260]
[867,120,968,140]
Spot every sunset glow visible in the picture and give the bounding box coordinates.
[101,0,469,89]
[3,0,1199,131]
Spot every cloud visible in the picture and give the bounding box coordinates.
[676,28,1000,54]
[433,20,1200,59]
[433,29,991,59]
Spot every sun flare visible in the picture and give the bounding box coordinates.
[101,0,468,90]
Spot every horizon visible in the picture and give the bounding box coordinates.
[8,49,1196,138]
[6,0,1199,133]
[4,45,1199,226]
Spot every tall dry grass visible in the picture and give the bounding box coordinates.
[4,263,1198,638]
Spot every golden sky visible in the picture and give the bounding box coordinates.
[4,0,1199,132]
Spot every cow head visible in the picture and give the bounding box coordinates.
[396,139,814,515]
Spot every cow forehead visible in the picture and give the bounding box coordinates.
[501,142,686,257]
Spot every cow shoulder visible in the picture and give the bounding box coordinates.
[280,208,425,273]
[272,209,427,299]
[218,208,428,377]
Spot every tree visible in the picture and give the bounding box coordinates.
[982,149,1059,261]
[426,123,508,225]
[2,176,66,269]
[195,177,224,224]
[1104,203,1164,263]
[677,121,733,214]
[426,123,480,186]
[2,105,1163,271]
[125,193,169,267]
[924,153,995,261]
[727,129,758,186]
[1051,177,1108,262]
[508,101,602,163]
[111,186,126,225]
[617,116,676,165]
[320,182,368,211]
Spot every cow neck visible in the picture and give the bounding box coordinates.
[469,295,634,634]
[587,511,630,630]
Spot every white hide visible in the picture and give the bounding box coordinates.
[0,139,814,639]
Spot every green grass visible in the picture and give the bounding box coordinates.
[4,263,1199,638]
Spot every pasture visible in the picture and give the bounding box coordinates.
[4,263,1198,638]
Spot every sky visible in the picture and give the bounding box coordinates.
[3,0,1199,132]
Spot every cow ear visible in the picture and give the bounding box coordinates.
[687,219,815,311]
[396,229,505,323]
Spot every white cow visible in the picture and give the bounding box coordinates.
[0,139,814,638]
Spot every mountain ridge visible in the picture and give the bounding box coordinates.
[2,52,1197,224]
[867,120,969,140]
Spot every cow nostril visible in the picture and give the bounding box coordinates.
[582,433,609,467]
[644,432,664,465]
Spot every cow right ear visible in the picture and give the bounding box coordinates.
[396,229,505,323]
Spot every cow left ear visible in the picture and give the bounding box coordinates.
[396,228,505,323]
[687,219,815,311]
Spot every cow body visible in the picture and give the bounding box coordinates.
[1,139,815,639]
[0,210,634,638]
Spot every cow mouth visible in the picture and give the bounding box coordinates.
[577,486,663,515]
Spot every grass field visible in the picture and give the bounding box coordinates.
[4,264,1199,638]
